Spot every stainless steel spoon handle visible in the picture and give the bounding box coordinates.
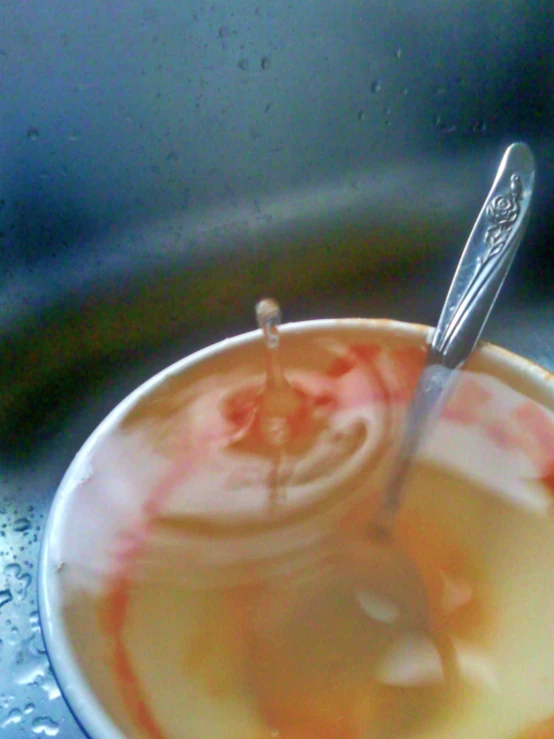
[431,142,535,369]
[380,142,536,520]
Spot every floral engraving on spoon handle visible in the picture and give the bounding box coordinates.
[431,146,534,369]
[484,174,523,261]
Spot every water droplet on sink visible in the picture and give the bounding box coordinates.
[218,26,231,38]
[29,610,40,630]
[1,708,22,728]
[13,517,31,532]
[395,48,402,59]
[40,669,61,700]
[24,703,35,714]
[14,634,49,686]
[0,694,14,710]
[238,58,249,71]
[261,56,270,70]
[472,120,487,133]
[434,115,457,133]
[32,717,60,736]
[8,625,19,644]
[5,563,32,601]
[27,127,40,141]
[357,110,365,121]
[370,80,382,93]
[0,589,12,610]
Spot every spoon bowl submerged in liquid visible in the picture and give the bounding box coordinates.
[358,142,535,635]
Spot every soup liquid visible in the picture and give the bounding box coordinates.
[66,326,554,739]
[96,463,554,739]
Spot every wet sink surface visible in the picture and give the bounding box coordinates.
[1,0,554,736]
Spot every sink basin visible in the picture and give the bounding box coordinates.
[0,1,553,736]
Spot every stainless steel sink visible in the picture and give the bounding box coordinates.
[1,1,553,736]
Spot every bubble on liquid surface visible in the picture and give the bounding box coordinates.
[27,127,40,141]
[31,716,60,736]
[370,79,382,93]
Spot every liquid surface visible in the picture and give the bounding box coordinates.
[58,323,554,739]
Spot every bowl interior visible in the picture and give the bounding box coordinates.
[39,319,554,739]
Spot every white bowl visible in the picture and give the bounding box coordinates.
[39,319,554,739]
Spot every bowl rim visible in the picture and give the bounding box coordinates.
[38,317,554,739]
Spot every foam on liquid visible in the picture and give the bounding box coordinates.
[64,303,554,739]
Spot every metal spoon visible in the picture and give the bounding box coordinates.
[358,142,536,630]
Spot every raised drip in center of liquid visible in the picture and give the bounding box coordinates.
[255,298,302,447]
[217,298,387,517]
